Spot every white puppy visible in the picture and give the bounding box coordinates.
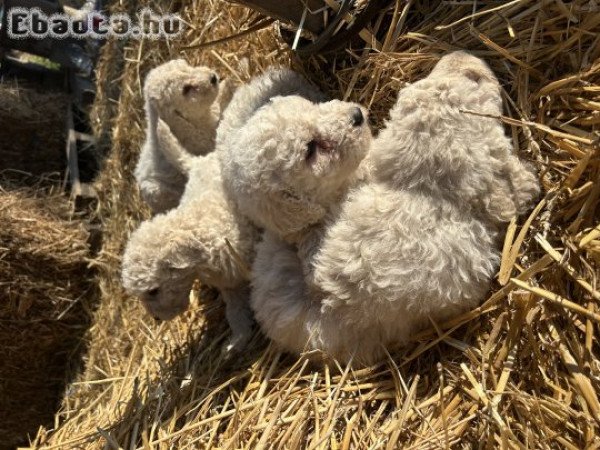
[135,59,229,214]
[251,52,540,365]
[219,88,372,244]
[123,152,259,351]
[122,68,329,352]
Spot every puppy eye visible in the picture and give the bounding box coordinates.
[306,140,318,161]
[210,74,218,86]
[182,84,194,95]
[464,70,482,83]
[147,288,160,298]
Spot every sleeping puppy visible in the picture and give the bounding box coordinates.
[250,51,540,365]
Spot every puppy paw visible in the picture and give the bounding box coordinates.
[222,286,254,356]
[221,331,251,358]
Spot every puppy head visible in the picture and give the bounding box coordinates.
[429,50,502,113]
[226,96,371,238]
[375,51,539,224]
[377,51,505,179]
[121,216,195,321]
[144,59,219,116]
[430,51,498,86]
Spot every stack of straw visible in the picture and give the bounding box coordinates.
[0,181,94,448]
[0,83,68,178]
[31,0,599,448]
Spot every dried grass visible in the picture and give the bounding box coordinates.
[0,179,95,449]
[30,0,600,448]
[0,82,68,178]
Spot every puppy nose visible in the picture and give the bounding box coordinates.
[351,107,364,127]
[210,73,218,86]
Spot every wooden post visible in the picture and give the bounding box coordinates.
[65,101,97,203]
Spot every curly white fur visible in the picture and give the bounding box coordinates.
[135,59,231,214]
[251,52,540,365]
[219,74,371,243]
[123,68,328,351]
[124,152,259,350]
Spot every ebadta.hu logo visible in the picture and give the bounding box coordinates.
[5,7,184,39]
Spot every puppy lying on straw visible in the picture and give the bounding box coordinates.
[135,59,234,214]
[250,51,540,365]
[122,68,328,352]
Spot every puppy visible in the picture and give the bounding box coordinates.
[122,68,326,352]
[135,59,227,214]
[123,152,259,352]
[251,52,540,365]
[219,91,372,244]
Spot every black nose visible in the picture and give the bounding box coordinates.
[210,74,218,86]
[351,107,364,127]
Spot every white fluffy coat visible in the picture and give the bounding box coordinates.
[135,59,227,214]
[219,81,371,243]
[251,52,540,365]
[122,68,327,351]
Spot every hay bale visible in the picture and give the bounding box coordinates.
[0,181,94,449]
[0,82,68,178]
[32,0,600,448]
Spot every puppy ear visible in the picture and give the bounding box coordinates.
[155,233,193,271]
[158,254,191,271]
[484,155,540,223]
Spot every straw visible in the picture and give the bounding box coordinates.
[28,0,600,448]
